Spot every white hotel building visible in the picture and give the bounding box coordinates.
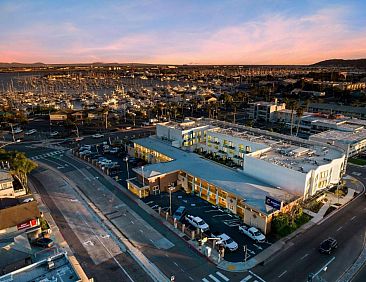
[128,119,346,233]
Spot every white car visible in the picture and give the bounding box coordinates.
[185,215,210,232]
[239,225,266,243]
[50,131,59,137]
[25,129,37,135]
[92,134,104,138]
[215,233,238,251]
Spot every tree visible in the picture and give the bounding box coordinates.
[295,107,304,136]
[0,150,37,194]
[287,100,298,136]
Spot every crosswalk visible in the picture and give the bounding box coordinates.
[30,150,65,160]
[202,271,229,282]
[201,271,265,282]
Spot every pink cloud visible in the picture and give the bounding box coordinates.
[1,5,365,64]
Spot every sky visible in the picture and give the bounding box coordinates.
[0,0,365,65]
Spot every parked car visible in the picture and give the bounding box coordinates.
[92,133,104,138]
[185,215,209,232]
[109,147,119,154]
[80,145,92,151]
[50,131,59,137]
[173,206,186,221]
[25,129,37,135]
[239,225,266,243]
[32,237,54,248]
[213,233,238,251]
[79,150,92,156]
[319,238,338,254]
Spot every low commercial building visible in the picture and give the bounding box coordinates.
[308,103,366,119]
[127,119,345,233]
[0,252,85,281]
[0,198,41,240]
[0,170,26,198]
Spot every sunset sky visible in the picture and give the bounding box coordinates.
[1,0,365,65]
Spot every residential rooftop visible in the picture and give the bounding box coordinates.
[134,136,297,214]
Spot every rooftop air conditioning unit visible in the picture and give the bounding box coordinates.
[48,261,55,269]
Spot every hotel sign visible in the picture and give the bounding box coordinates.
[265,196,282,210]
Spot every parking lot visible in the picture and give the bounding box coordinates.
[142,190,273,262]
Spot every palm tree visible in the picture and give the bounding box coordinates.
[295,107,304,136]
[288,100,298,136]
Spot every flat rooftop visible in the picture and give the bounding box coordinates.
[311,128,366,144]
[204,119,344,173]
[0,253,80,282]
[134,136,297,214]
[158,120,210,131]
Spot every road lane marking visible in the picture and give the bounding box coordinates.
[278,270,287,278]
[208,274,221,282]
[216,271,229,281]
[189,276,194,281]
[202,278,209,282]
[351,216,357,221]
[173,261,179,267]
[336,226,343,232]
[313,256,336,277]
[300,253,309,260]
[240,275,252,282]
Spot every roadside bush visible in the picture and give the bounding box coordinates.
[40,217,50,231]
[272,204,311,238]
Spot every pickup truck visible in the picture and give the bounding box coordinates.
[185,215,210,232]
[239,225,266,243]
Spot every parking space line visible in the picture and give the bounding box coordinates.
[208,274,221,282]
[216,271,229,281]
[350,216,357,221]
[202,278,210,282]
[336,226,343,232]
[300,253,309,260]
[278,270,287,278]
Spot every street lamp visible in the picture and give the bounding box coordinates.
[141,166,145,186]
[168,185,175,215]
[124,156,130,179]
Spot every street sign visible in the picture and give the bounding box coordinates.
[265,196,282,210]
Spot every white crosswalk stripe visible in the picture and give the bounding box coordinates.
[202,271,230,282]
[216,271,229,281]
[240,275,252,282]
[30,150,65,160]
[209,274,222,282]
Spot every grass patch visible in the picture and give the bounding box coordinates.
[349,158,366,166]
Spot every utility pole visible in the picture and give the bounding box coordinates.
[244,245,248,262]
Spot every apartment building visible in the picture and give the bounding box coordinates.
[248,99,286,122]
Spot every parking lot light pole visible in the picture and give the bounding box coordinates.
[124,157,130,179]
[169,185,174,215]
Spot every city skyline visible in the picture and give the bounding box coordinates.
[1,0,366,65]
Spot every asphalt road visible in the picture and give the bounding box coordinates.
[29,166,151,282]
[251,165,366,282]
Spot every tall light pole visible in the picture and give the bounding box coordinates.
[141,166,145,186]
[124,157,130,179]
[169,185,174,215]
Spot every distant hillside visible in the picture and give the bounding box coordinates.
[311,59,366,68]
